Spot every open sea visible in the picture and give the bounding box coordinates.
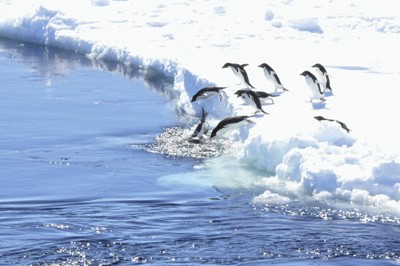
[0,37,399,265]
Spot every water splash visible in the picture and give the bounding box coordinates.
[144,126,237,159]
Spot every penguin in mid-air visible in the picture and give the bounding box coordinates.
[189,108,208,143]
[222,63,255,88]
[210,115,254,139]
[191,86,227,103]
[312,63,332,92]
[259,63,288,92]
[300,71,325,102]
[234,89,268,114]
[314,116,351,133]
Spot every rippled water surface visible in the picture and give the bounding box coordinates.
[0,38,399,265]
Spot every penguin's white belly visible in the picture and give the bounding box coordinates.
[205,91,219,97]
[305,77,322,100]
[218,121,245,135]
[314,71,327,87]
[229,67,245,83]
[263,70,276,84]
[241,93,251,104]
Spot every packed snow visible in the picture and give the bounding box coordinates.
[1,0,400,215]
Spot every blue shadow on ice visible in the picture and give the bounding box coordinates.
[311,101,327,110]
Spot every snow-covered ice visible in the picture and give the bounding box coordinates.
[1,0,400,215]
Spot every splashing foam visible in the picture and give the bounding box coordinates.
[145,126,237,159]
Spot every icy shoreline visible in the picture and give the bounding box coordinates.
[1,0,400,215]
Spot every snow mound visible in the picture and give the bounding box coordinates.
[289,18,323,34]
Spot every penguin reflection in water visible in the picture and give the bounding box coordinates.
[210,115,255,139]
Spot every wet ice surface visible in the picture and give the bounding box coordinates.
[1,38,400,265]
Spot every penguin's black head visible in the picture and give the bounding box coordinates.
[300,71,312,77]
[314,115,325,121]
[312,63,326,72]
[258,63,271,69]
[222,63,232,68]
[234,89,246,97]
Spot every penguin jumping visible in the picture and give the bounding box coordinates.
[234,89,269,114]
[189,108,208,143]
[191,86,227,103]
[222,63,255,88]
[259,63,288,92]
[314,116,351,133]
[300,71,325,102]
[312,63,332,92]
[210,115,254,139]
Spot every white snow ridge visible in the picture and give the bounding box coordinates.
[1,0,400,215]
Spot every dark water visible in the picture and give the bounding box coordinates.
[0,38,399,265]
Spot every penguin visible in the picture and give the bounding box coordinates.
[259,63,288,92]
[210,115,254,139]
[189,108,208,143]
[234,89,268,114]
[222,63,255,88]
[234,89,277,103]
[191,86,227,103]
[314,116,351,133]
[253,91,278,104]
[300,71,325,102]
[312,63,332,92]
